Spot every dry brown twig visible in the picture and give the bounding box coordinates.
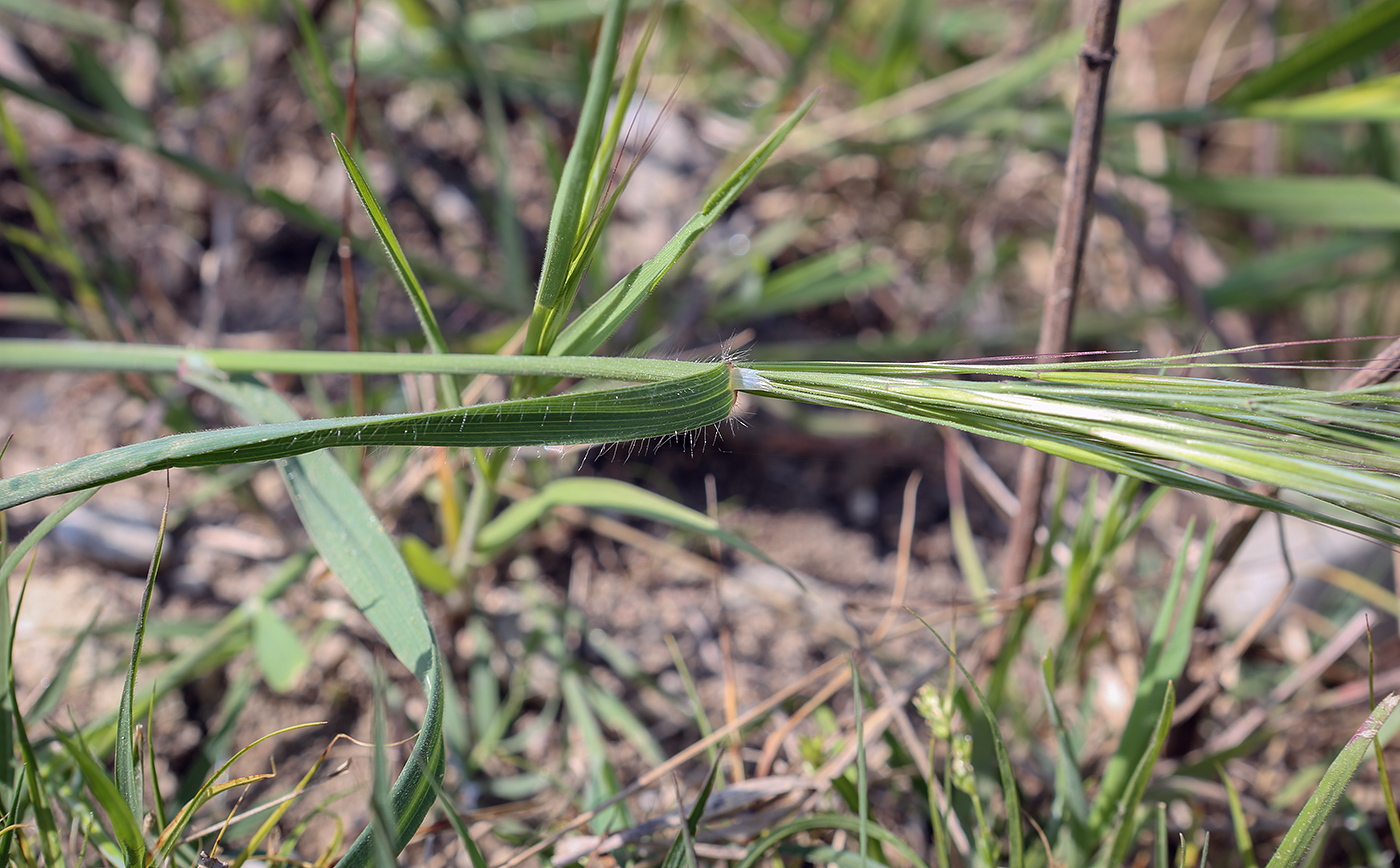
[999,0,1123,592]
[338,0,366,418]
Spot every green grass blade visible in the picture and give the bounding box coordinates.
[83,551,311,774]
[427,775,490,868]
[1374,698,1400,865]
[947,465,992,625]
[1219,764,1259,868]
[7,570,66,868]
[0,365,736,510]
[252,603,311,693]
[369,671,398,868]
[1203,236,1385,312]
[911,618,1023,868]
[525,0,629,356]
[0,768,22,868]
[1240,73,1400,121]
[771,846,894,868]
[1089,523,1210,836]
[665,635,716,763]
[230,724,343,868]
[54,728,145,868]
[0,486,99,853]
[332,134,449,356]
[714,245,896,321]
[742,365,1400,543]
[66,41,148,140]
[153,723,317,862]
[0,543,15,792]
[581,680,665,766]
[465,0,661,40]
[1148,524,1213,670]
[187,374,446,868]
[790,0,1180,147]
[474,477,778,569]
[0,94,108,336]
[116,493,168,825]
[567,4,661,297]
[9,344,1400,546]
[1062,474,1101,625]
[0,0,129,39]
[400,535,456,594]
[0,487,98,580]
[1093,683,1175,868]
[1221,0,1400,105]
[1041,653,1088,860]
[1263,694,1400,868]
[551,90,820,357]
[561,669,628,833]
[0,339,712,381]
[734,815,932,868]
[173,665,256,824]
[658,753,723,868]
[853,657,869,868]
[1162,175,1400,228]
[1155,802,1167,868]
[27,607,101,720]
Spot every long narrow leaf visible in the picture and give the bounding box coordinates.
[0,366,736,510]
[0,339,708,380]
[1,490,96,868]
[1240,73,1400,121]
[0,766,21,867]
[734,815,932,868]
[1263,694,1400,868]
[426,773,490,868]
[7,570,66,868]
[1220,764,1259,868]
[1221,0,1400,105]
[1162,176,1400,228]
[912,618,1023,868]
[1094,683,1176,868]
[116,493,169,823]
[475,477,775,567]
[0,487,98,579]
[558,5,663,314]
[152,723,318,861]
[853,657,870,868]
[187,374,446,868]
[332,135,449,357]
[1089,524,1211,834]
[742,365,1400,543]
[8,342,1400,549]
[53,729,145,868]
[658,753,724,868]
[525,0,629,356]
[1041,653,1089,862]
[551,90,820,357]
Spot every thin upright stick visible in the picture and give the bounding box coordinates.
[999,0,1123,590]
[339,0,366,417]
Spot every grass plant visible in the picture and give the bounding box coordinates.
[1,0,1400,866]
